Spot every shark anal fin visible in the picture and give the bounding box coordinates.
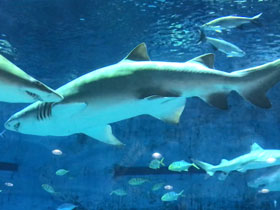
[203,92,228,110]
[83,125,124,146]
[149,98,186,124]
[242,90,271,108]
[122,43,150,62]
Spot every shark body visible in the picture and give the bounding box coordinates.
[248,167,280,192]
[0,54,62,103]
[4,43,280,145]
[202,13,262,32]
[198,30,245,57]
[193,143,280,177]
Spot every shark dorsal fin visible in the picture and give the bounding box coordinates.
[250,143,263,152]
[188,54,215,69]
[123,43,151,62]
[221,159,228,164]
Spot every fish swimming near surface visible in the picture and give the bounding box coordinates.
[4,43,280,145]
[198,30,245,57]
[110,188,127,196]
[128,178,149,186]
[248,167,280,192]
[201,13,263,32]
[149,158,165,169]
[161,190,184,202]
[57,203,77,210]
[55,169,69,176]
[0,54,63,103]
[193,143,280,178]
[168,160,199,172]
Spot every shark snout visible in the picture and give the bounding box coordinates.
[4,118,20,132]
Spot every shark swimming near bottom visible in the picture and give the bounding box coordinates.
[4,43,280,145]
[193,143,280,178]
[0,54,62,103]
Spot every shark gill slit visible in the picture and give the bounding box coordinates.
[37,102,53,120]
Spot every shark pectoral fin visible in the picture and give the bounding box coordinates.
[149,98,186,124]
[237,168,247,173]
[83,125,124,146]
[52,102,87,117]
[122,43,151,62]
[188,53,215,69]
[202,92,228,110]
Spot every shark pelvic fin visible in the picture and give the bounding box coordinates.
[52,102,87,117]
[250,143,263,152]
[188,53,215,69]
[83,125,124,146]
[149,97,186,124]
[202,92,228,110]
[123,43,151,62]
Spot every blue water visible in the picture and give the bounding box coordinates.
[0,0,280,209]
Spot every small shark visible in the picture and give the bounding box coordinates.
[198,30,245,57]
[248,167,280,192]
[4,43,280,145]
[202,13,262,32]
[193,143,280,178]
[0,54,62,103]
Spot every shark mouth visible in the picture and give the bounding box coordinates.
[36,102,54,121]
[25,90,43,101]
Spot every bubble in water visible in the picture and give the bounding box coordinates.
[5,182,13,187]
[164,185,173,190]
[52,149,63,156]
[152,152,162,159]
[259,188,269,194]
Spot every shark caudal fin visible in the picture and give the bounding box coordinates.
[191,159,215,176]
[251,13,263,26]
[197,29,207,44]
[230,59,280,108]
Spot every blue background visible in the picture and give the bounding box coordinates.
[0,0,280,209]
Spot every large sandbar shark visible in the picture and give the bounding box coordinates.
[0,54,62,103]
[4,43,280,145]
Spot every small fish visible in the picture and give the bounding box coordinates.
[110,188,127,196]
[152,182,165,191]
[149,158,165,169]
[57,203,77,210]
[128,178,149,186]
[198,30,245,57]
[161,190,184,202]
[41,184,56,194]
[168,160,199,172]
[201,13,262,32]
[56,169,69,176]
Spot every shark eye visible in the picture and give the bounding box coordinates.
[14,122,20,131]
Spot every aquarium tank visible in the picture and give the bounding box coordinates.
[0,0,280,209]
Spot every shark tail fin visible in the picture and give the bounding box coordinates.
[191,159,215,176]
[251,13,263,26]
[197,29,206,44]
[230,59,280,108]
